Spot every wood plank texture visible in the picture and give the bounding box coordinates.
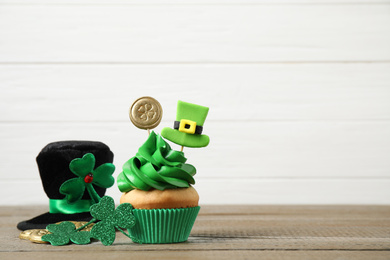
[1,120,390,205]
[1,64,389,204]
[2,251,390,260]
[2,178,390,206]
[2,121,390,179]
[0,205,389,259]
[1,2,390,62]
[1,64,390,121]
[1,0,389,206]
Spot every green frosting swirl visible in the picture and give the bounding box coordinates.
[117,131,196,192]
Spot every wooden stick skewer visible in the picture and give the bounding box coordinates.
[181,146,184,152]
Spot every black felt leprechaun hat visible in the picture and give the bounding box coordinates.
[17,141,115,231]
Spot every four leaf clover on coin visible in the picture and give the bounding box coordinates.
[90,196,137,246]
[60,153,115,204]
[138,103,157,121]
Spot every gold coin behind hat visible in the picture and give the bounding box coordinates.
[19,222,95,244]
[55,221,94,231]
[72,221,94,231]
[29,229,51,244]
[19,229,35,240]
[81,223,94,232]
[129,97,163,130]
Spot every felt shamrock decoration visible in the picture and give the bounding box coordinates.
[41,221,92,246]
[60,153,115,204]
[44,154,139,246]
[90,196,138,245]
[42,196,138,246]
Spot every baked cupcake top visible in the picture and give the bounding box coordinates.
[117,131,196,192]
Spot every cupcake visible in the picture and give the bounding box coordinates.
[118,100,209,244]
[117,131,200,243]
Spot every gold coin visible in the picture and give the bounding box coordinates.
[83,223,94,231]
[19,229,35,240]
[74,221,86,229]
[20,222,95,244]
[29,229,51,244]
[56,220,82,228]
[73,221,94,231]
[55,221,94,231]
[129,96,163,130]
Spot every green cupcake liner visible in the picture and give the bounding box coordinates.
[128,206,200,244]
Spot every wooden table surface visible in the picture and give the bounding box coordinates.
[1,205,389,259]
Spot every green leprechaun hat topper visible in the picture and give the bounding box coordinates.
[161,100,209,148]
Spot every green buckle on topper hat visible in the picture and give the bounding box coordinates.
[161,100,210,148]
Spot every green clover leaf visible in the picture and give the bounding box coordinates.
[59,178,85,204]
[90,196,137,246]
[69,153,96,177]
[60,153,115,204]
[41,221,91,246]
[115,203,136,229]
[42,196,138,246]
[90,221,116,246]
[90,195,116,220]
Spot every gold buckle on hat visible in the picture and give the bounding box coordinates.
[179,119,197,134]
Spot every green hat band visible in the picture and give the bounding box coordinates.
[49,199,92,214]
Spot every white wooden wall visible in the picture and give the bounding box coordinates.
[1,0,390,205]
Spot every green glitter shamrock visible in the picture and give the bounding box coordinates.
[90,196,138,245]
[41,221,91,246]
[60,153,115,204]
